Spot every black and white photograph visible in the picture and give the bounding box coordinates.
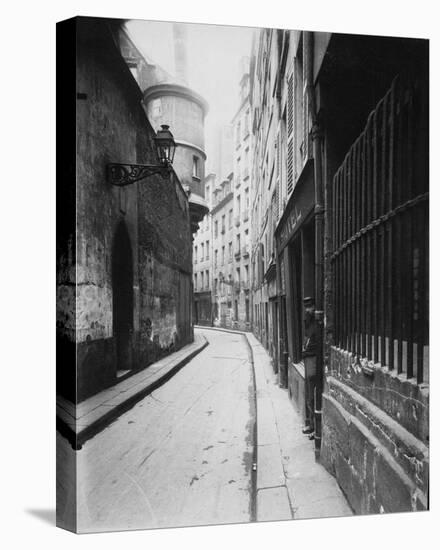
[54,8,429,537]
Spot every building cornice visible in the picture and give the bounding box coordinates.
[175,140,207,161]
[211,191,234,215]
[143,83,209,116]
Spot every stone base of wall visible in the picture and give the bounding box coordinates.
[76,337,116,402]
[73,329,193,403]
[321,361,429,514]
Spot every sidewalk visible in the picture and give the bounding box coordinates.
[245,331,353,522]
[56,332,208,449]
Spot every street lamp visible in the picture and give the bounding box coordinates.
[107,125,177,187]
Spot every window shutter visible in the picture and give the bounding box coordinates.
[287,72,295,196]
[302,88,311,162]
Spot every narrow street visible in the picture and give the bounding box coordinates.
[65,327,352,533]
[75,329,256,532]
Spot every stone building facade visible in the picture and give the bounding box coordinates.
[249,28,429,514]
[57,17,194,403]
[192,62,253,332]
[249,31,284,368]
[210,174,235,328]
[193,173,215,326]
[231,58,252,331]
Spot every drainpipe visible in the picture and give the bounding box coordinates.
[304,32,325,459]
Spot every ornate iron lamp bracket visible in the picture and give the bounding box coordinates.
[107,162,172,187]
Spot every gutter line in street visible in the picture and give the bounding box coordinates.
[241,332,258,523]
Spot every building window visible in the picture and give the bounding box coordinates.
[194,273,197,290]
[206,270,209,289]
[222,246,225,265]
[229,209,233,229]
[201,243,204,261]
[229,242,232,262]
[194,246,197,263]
[201,271,204,289]
[222,215,226,233]
[214,249,218,268]
[215,220,218,238]
[236,122,241,145]
[193,156,200,178]
[151,98,162,117]
[206,241,209,259]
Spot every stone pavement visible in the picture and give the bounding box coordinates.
[56,332,208,449]
[245,331,353,521]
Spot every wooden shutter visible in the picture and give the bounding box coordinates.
[287,72,295,196]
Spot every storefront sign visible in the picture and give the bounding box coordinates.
[276,164,315,251]
[278,206,303,250]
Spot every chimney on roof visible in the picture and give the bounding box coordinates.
[173,23,188,85]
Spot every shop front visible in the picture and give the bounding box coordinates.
[275,161,316,426]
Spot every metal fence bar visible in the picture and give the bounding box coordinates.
[406,86,415,379]
[348,149,354,352]
[373,107,380,363]
[387,80,395,372]
[331,75,428,382]
[361,133,367,357]
[354,140,360,355]
[365,117,372,359]
[395,80,404,374]
[380,95,387,366]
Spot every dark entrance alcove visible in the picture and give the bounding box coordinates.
[112,220,134,375]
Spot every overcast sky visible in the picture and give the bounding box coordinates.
[126,19,255,172]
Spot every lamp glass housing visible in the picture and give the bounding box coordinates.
[154,124,176,164]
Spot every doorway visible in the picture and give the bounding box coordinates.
[112,221,134,376]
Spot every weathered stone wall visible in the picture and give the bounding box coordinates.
[232,291,251,332]
[57,18,192,403]
[321,347,429,514]
[194,291,212,326]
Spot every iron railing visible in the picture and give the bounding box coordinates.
[331,75,429,383]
